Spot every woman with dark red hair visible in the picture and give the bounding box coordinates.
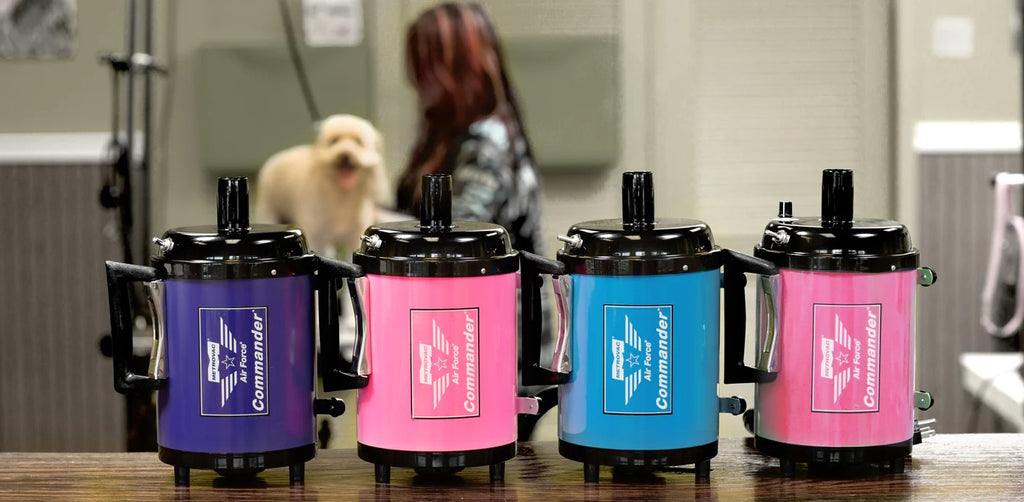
[399,3,553,440]
[397,2,544,256]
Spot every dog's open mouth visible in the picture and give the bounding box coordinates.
[335,156,358,190]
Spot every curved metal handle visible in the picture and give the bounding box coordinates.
[520,251,570,386]
[755,274,781,374]
[722,250,779,384]
[348,276,370,378]
[145,281,167,380]
[549,274,572,375]
[105,261,162,394]
[317,256,369,391]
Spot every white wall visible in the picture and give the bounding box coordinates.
[896,0,1021,233]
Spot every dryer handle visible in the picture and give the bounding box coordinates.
[520,251,570,386]
[105,261,163,394]
[318,256,369,391]
[722,249,779,384]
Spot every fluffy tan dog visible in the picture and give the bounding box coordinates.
[255,114,388,257]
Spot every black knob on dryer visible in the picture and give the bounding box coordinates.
[622,171,655,230]
[217,177,251,235]
[420,174,453,231]
[778,201,793,218]
[821,169,854,228]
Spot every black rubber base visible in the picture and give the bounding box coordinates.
[159,444,315,486]
[375,464,390,484]
[694,459,711,478]
[489,462,505,483]
[289,463,304,485]
[755,435,912,475]
[174,466,189,487]
[560,440,717,468]
[891,456,906,473]
[358,442,515,484]
[560,440,717,482]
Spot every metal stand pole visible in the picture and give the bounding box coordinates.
[99,0,165,452]
[124,0,136,261]
[140,0,153,266]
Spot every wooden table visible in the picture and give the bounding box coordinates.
[2,435,1022,500]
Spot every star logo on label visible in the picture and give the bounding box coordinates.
[836,352,849,366]
[626,353,640,367]
[222,355,235,369]
[433,356,448,371]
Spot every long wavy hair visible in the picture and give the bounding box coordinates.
[397,2,534,212]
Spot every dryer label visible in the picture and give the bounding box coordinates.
[410,308,481,419]
[603,304,673,415]
[811,303,882,413]
[199,307,269,417]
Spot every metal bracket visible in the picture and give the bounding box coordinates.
[918,267,937,287]
[915,390,934,411]
[516,397,541,415]
[556,234,583,250]
[718,396,747,416]
[765,229,790,245]
[914,418,937,444]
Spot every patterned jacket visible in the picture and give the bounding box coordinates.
[448,117,545,256]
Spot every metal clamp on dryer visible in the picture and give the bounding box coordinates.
[718,396,747,416]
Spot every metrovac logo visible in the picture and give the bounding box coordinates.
[410,308,480,419]
[199,307,269,417]
[811,303,881,413]
[604,305,673,415]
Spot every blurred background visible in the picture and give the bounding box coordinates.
[0,0,1020,451]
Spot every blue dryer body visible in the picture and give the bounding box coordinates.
[558,271,721,452]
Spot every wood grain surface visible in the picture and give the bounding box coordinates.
[1,435,1022,500]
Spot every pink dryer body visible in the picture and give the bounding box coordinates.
[355,273,519,452]
[756,269,917,447]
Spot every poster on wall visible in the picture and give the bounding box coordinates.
[0,0,76,60]
[303,0,363,47]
